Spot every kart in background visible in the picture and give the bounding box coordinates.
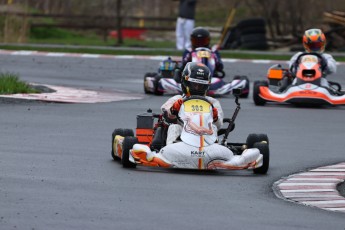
[143,48,250,98]
[253,52,345,106]
[111,89,269,174]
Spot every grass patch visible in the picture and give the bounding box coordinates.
[29,27,176,48]
[0,73,39,94]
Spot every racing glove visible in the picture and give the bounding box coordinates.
[170,99,183,115]
[212,107,218,122]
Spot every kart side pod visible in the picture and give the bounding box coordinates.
[136,109,154,145]
[267,64,286,86]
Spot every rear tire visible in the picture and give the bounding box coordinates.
[111,128,134,161]
[153,73,164,95]
[122,137,138,168]
[246,133,269,148]
[253,142,269,174]
[253,80,267,106]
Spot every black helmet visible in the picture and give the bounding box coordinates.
[191,27,211,49]
[181,62,211,96]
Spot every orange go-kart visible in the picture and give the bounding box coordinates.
[253,52,345,106]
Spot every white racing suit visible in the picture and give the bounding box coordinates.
[161,94,223,145]
[289,52,337,88]
[131,95,262,170]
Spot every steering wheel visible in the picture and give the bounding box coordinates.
[293,52,327,72]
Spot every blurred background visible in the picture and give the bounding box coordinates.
[0,0,345,51]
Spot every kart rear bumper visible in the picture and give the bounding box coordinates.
[259,84,345,105]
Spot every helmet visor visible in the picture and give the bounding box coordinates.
[191,37,210,48]
[186,77,209,95]
[308,41,324,52]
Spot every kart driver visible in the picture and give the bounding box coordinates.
[162,61,223,145]
[131,62,261,169]
[176,27,224,79]
[288,28,337,89]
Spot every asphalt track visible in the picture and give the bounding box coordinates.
[0,52,345,230]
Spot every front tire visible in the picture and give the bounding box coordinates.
[122,137,138,168]
[143,73,153,94]
[111,128,134,161]
[253,142,269,174]
[253,80,267,106]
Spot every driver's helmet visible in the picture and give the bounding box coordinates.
[159,57,176,78]
[303,28,326,53]
[181,62,211,96]
[190,27,211,49]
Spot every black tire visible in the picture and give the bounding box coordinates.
[253,80,267,106]
[233,75,250,98]
[253,142,269,174]
[240,26,266,35]
[246,133,269,148]
[240,33,267,44]
[111,128,134,161]
[143,73,153,94]
[122,137,138,168]
[221,27,240,49]
[237,18,266,30]
[153,73,164,95]
[144,72,159,94]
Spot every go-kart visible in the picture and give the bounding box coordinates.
[143,47,250,98]
[253,52,345,106]
[111,89,269,174]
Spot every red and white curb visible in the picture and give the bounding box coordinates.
[1,49,344,65]
[273,162,345,213]
[0,84,143,103]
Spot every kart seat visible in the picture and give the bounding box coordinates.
[150,126,167,151]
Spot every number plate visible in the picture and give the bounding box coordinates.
[183,99,211,113]
[196,50,211,58]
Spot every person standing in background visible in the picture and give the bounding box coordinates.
[174,0,197,50]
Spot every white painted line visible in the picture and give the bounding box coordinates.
[321,163,345,167]
[280,189,337,193]
[81,54,101,58]
[286,178,343,182]
[222,58,240,63]
[298,172,345,176]
[279,183,336,186]
[284,194,341,198]
[46,52,66,57]
[252,60,272,64]
[302,200,345,205]
[12,51,35,55]
[310,169,345,172]
[324,207,345,211]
